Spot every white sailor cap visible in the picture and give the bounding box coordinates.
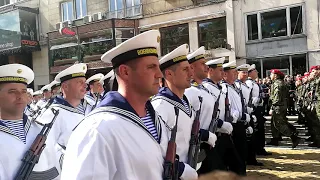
[41,84,52,92]
[205,57,225,68]
[101,30,160,68]
[223,61,237,71]
[86,73,104,84]
[55,63,87,83]
[236,64,250,71]
[27,88,34,94]
[159,44,189,71]
[248,64,256,72]
[32,90,42,96]
[49,80,60,90]
[0,64,34,85]
[99,70,114,85]
[187,46,205,64]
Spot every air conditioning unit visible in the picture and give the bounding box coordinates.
[83,15,92,23]
[92,12,103,21]
[62,21,69,27]
[55,22,62,30]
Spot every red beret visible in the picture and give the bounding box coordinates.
[309,66,318,72]
[304,72,310,76]
[270,69,284,76]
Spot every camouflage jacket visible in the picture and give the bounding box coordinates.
[270,79,288,108]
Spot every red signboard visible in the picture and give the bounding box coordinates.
[21,40,38,46]
[59,27,76,36]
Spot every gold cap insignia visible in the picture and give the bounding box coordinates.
[17,69,22,74]
[157,36,160,43]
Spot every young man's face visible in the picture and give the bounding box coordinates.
[0,83,28,116]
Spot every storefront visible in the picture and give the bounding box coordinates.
[47,18,139,78]
[0,6,40,87]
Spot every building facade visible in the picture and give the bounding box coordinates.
[1,0,319,88]
[234,0,320,78]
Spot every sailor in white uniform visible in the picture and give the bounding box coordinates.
[234,64,262,166]
[184,47,227,174]
[37,63,87,172]
[24,88,36,117]
[32,90,42,106]
[246,64,271,156]
[61,30,169,180]
[36,83,54,110]
[221,61,251,175]
[100,70,118,98]
[50,80,61,98]
[0,64,59,180]
[151,44,200,180]
[83,73,104,115]
[202,58,243,174]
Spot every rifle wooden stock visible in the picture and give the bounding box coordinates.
[14,108,59,180]
[163,107,180,180]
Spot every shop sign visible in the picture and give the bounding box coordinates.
[59,27,76,37]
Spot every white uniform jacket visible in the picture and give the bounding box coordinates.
[61,91,168,180]
[83,92,100,115]
[235,80,251,107]
[246,78,263,107]
[221,81,243,122]
[0,115,59,180]
[202,78,226,121]
[35,98,49,111]
[24,104,35,118]
[151,87,195,163]
[37,96,85,172]
[185,82,216,130]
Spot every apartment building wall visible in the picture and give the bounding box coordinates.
[139,0,235,61]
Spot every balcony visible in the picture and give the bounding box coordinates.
[106,4,142,19]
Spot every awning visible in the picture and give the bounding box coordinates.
[50,43,78,50]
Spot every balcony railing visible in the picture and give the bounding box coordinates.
[106,4,142,19]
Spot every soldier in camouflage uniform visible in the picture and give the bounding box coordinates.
[308,66,320,147]
[268,69,300,148]
[295,77,304,124]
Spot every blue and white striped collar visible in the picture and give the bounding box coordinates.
[0,114,31,140]
[153,87,191,117]
[203,78,222,89]
[96,91,161,143]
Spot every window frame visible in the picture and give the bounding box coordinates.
[197,17,228,50]
[159,23,190,56]
[75,0,87,19]
[244,3,305,42]
[60,0,74,22]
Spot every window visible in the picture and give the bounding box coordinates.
[261,9,287,38]
[160,24,189,55]
[61,1,73,21]
[198,17,227,50]
[0,0,10,6]
[262,56,289,78]
[291,54,306,75]
[246,5,304,41]
[115,28,135,45]
[75,0,87,19]
[109,0,141,18]
[247,14,258,40]
[290,6,303,35]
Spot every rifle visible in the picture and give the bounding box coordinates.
[187,96,203,168]
[248,87,254,108]
[15,108,60,180]
[225,89,233,123]
[90,92,101,111]
[197,92,221,163]
[30,98,54,122]
[163,107,180,180]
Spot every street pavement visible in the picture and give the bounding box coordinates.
[247,115,320,179]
